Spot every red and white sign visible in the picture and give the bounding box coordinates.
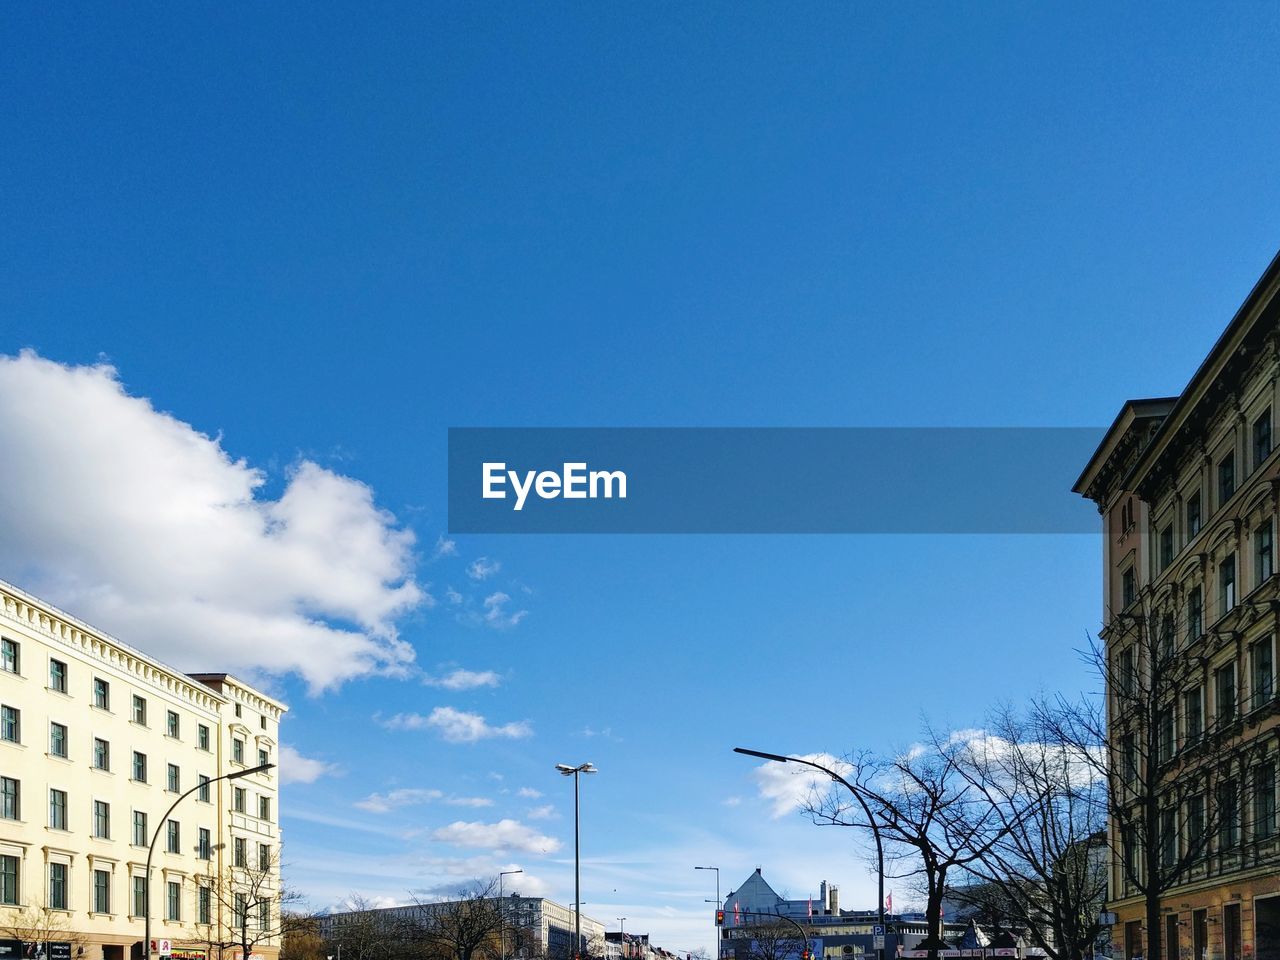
[150,941,171,957]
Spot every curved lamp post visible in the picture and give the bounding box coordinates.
[143,762,274,960]
[694,867,720,959]
[733,748,886,960]
[556,763,597,960]
[500,868,524,960]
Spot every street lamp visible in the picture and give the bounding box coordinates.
[556,762,597,960]
[694,867,720,959]
[500,869,524,960]
[144,762,274,960]
[733,748,886,960]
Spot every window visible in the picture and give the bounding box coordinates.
[233,786,246,813]
[0,855,16,906]
[49,862,67,910]
[1,777,17,820]
[258,795,271,821]
[93,799,110,838]
[198,827,211,860]
[49,788,66,830]
[132,751,147,783]
[1119,647,1136,696]
[1160,808,1177,868]
[167,763,180,792]
[92,868,110,913]
[258,898,270,930]
[198,885,212,925]
[1258,522,1275,586]
[93,677,109,710]
[1,638,17,674]
[198,774,210,803]
[258,842,270,869]
[167,880,181,921]
[235,703,242,718]
[167,710,180,738]
[49,658,67,693]
[1121,498,1135,533]
[1221,554,1237,615]
[1253,638,1275,710]
[1255,409,1273,471]
[1122,733,1138,783]
[1218,779,1239,849]
[1160,613,1175,662]
[1,705,20,743]
[233,892,247,929]
[1188,792,1206,851]
[1253,761,1276,840]
[197,724,210,751]
[1158,708,1175,764]
[259,748,269,768]
[1189,585,1204,640]
[133,810,147,847]
[1220,453,1237,507]
[1184,686,1203,744]
[49,721,67,758]
[260,715,267,730]
[232,738,245,764]
[1122,567,1137,609]
[1216,664,1237,724]
[1188,490,1203,537]
[132,876,147,918]
[234,836,247,867]
[1160,524,1175,571]
[166,819,180,854]
[132,695,147,725]
[93,737,110,770]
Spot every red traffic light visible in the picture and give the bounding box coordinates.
[716,910,726,926]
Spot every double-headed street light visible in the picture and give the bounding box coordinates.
[733,748,886,960]
[499,868,524,960]
[694,867,720,959]
[144,762,275,960]
[556,762,597,960]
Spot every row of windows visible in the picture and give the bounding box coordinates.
[1143,407,1275,580]
[0,775,272,833]
[0,637,272,736]
[0,853,267,928]
[0,707,271,785]
[1124,520,1275,619]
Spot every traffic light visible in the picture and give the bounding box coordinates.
[716,910,726,926]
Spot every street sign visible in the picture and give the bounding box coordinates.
[873,927,885,937]
[874,937,885,950]
[151,940,171,957]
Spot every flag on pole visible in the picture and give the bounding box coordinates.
[885,893,893,914]
[808,898,813,918]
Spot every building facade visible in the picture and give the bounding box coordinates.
[1074,254,1280,960]
[0,580,287,960]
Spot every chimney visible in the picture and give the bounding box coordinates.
[819,882,828,912]
[828,885,839,914]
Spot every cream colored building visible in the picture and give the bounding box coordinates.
[0,579,287,960]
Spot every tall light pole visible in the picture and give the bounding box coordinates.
[617,918,627,958]
[695,867,720,960]
[144,762,274,960]
[500,869,524,960]
[734,748,886,960]
[556,762,597,960]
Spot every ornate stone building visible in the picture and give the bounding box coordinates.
[1075,254,1280,960]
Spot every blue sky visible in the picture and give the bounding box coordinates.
[4,1,1280,953]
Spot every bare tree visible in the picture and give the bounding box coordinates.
[324,895,398,960]
[194,846,304,960]
[2,905,88,957]
[729,919,808,960]
[396,879,505,960]
[1041,605,1248,960]
[282,911,327,960]
[804,741,1013,960]
[949,706,1109,960]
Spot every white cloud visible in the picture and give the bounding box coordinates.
[445,587,464,605]
[749,752,855,818]
[526,804,556,820]
[381,707,533,743]
[516,787,542,799]
[280,744,341,784]
[0,352,423,692]
[467,557,501,580]
[430,818,561,855]
[722,796,742,807]
[423,668,502,691]
[355,789,492,813]
[432,535,458,560]
[482,592,528,629]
